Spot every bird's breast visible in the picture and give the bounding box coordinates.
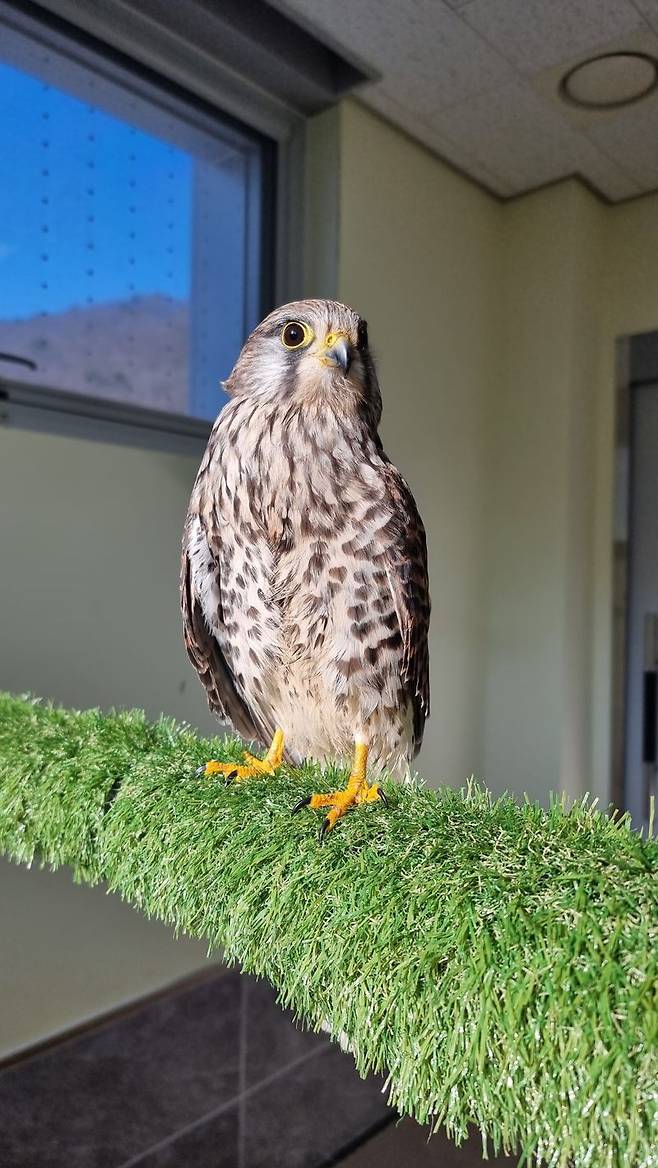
[209,397,393,593]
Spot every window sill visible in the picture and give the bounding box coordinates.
[0,378,212,456]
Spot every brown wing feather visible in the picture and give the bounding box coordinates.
[180,518,272,747]
[382,466,431,750]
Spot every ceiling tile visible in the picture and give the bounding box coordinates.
[528,25,658,129]
[364,85,516,195]
[269,0,516,106]
[267,0,656,200]
[630,0,658,33]
[428,78,642,197]
[458,0,646,73]
[575,145,643,200]
[583,91,658,188]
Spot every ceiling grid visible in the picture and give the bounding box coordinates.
[268,0,658,201]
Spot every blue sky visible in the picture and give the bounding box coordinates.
[0,62,192,320]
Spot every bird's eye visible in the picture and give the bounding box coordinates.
[357,319,368,351]
[281,321,312,350]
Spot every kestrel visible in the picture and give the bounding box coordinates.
[181,299,430,835]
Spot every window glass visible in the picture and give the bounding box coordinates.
[0,19,268,421]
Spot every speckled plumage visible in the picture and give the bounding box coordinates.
[181,299,430,776]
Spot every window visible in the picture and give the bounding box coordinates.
[0,13,273,425]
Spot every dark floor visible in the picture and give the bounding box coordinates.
[0,968,519,1168]
[340,1118,516,1167]
[0,969,391,1168]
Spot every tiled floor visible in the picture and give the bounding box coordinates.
[0,969,392,1168]
[339,1118,517,1167]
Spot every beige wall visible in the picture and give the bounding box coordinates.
[481,181,658,805]
[0,426,222,1055]
[0,426,218,732]
[0,859,220,1059]
[335,101,503,786]
[482,182,607,802]
[592,192,658,798]
[331,100,658,808]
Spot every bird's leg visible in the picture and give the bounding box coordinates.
[293,741,386,838]
[199,728,285,782]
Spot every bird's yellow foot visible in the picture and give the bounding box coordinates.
[292,743,387,839]
[197,728,285,783]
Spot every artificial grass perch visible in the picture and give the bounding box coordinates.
[0,693,656,1168]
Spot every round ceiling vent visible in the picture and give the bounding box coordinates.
[559,51,658,110]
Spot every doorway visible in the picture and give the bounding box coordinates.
[613,331,658,828]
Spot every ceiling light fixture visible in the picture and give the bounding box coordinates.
[559,51,658,110]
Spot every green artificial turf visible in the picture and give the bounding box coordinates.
[0,692,656,1167]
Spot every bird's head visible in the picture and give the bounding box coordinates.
[223,299,382,427]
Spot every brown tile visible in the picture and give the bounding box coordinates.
[338,1117,517,1167]
[243,975,328,1088]
[242,1045,393,1168]
[0,971,242,1168]
[119,1039,391,1168]
[122,1106,239,1167]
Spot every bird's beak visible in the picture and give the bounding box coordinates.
[320,333,352,375]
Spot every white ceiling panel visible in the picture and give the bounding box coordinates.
[459,0,645,73]
[571,148,643,201]
[583,91,658,187]
[365,85,516,195]
[271,0,516,104]
[267,0,658,201]
[430,79,641,197]
[630,0,658,35]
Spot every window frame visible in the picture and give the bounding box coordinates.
[0,0,303,450]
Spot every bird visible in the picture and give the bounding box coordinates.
[181,298,430,836]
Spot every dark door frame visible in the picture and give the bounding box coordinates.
[611,331,658,817]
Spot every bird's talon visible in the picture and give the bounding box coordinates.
[194,764,206,778]
[198,732,285,784]
[292,795,312,814]
[377,787,388,805]
[320,817,331,842]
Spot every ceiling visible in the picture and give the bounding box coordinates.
[266,0,658,202]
